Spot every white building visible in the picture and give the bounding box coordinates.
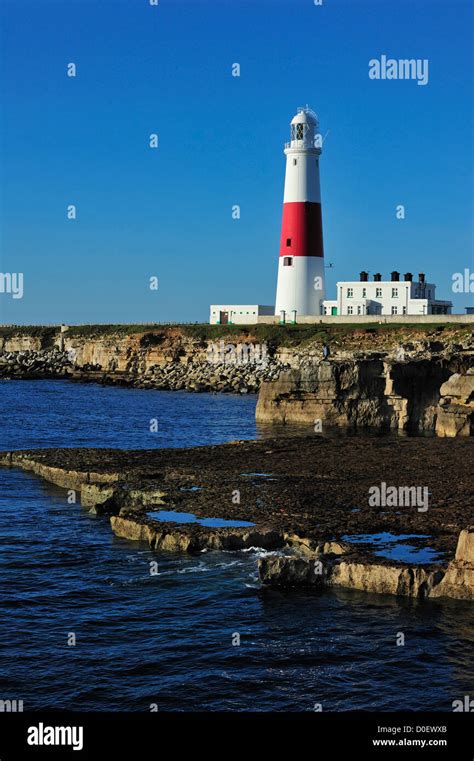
[322,272,452,317]
[209,305,274,325]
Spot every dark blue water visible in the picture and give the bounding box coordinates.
[342,533,443,565]
[0,380,472,711]
[147,510,255,528]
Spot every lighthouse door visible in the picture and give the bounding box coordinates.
[220,311,229,325]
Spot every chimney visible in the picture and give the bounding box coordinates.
[418,272,425,284]
[359,271,368,282]
[374,272,382,282]
[391,271,400,282]
[404,272,413,282]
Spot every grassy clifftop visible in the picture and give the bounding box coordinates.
[0,322,471,350]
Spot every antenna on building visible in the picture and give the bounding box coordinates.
[297,104,319,121]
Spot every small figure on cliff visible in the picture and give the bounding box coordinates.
[395,345,405,361]
[322,343,330,360]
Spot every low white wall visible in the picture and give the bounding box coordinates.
[256,314,474,325]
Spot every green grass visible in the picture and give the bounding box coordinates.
[0,325,59,339]
[0,321,470,348]
[66,324,159,337]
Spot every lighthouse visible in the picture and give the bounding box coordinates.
[275,106,325,319]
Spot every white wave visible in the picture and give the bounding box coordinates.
[241,547,281,558]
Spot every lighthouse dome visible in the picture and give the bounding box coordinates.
[288,106,319,149]
[290,106,318,126]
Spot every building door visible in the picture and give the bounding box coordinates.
[220,311,229,325]
[331,307,337,316]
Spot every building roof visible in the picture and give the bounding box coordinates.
[335,280,435,286]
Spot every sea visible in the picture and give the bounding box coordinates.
[0,379,472,711]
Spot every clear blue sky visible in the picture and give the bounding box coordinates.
[0,0,472,324]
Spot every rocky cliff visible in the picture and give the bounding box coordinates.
[258,527,474,601]
[0,325,284,393]
[1,323,473,434]
[256,327,474,436]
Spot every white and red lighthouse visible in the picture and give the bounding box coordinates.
[275,106,325,318]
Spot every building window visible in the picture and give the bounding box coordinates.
[402,306,407,314]
[347,288,353,298]
[392,288,398,298]
[362,288,367,297]
[283,257,293,266]
[348,306,353,315]
[357,306,362,315]
[286,238,292,247]
[391,306,398,315]
[293,159,297,166]
[376,288,382,298]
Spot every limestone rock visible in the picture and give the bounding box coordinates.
[455,527,474,562]
[259,527,474,601]
[439,373,474,404]
[257,356,473,436]
[435,373,474,437]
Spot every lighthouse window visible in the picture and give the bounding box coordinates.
[283,257,293,267]
[286,238,292,247]
[296,124,304,140]
[293,159,298,166]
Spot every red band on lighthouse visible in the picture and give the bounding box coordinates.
[279,202,324,258]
